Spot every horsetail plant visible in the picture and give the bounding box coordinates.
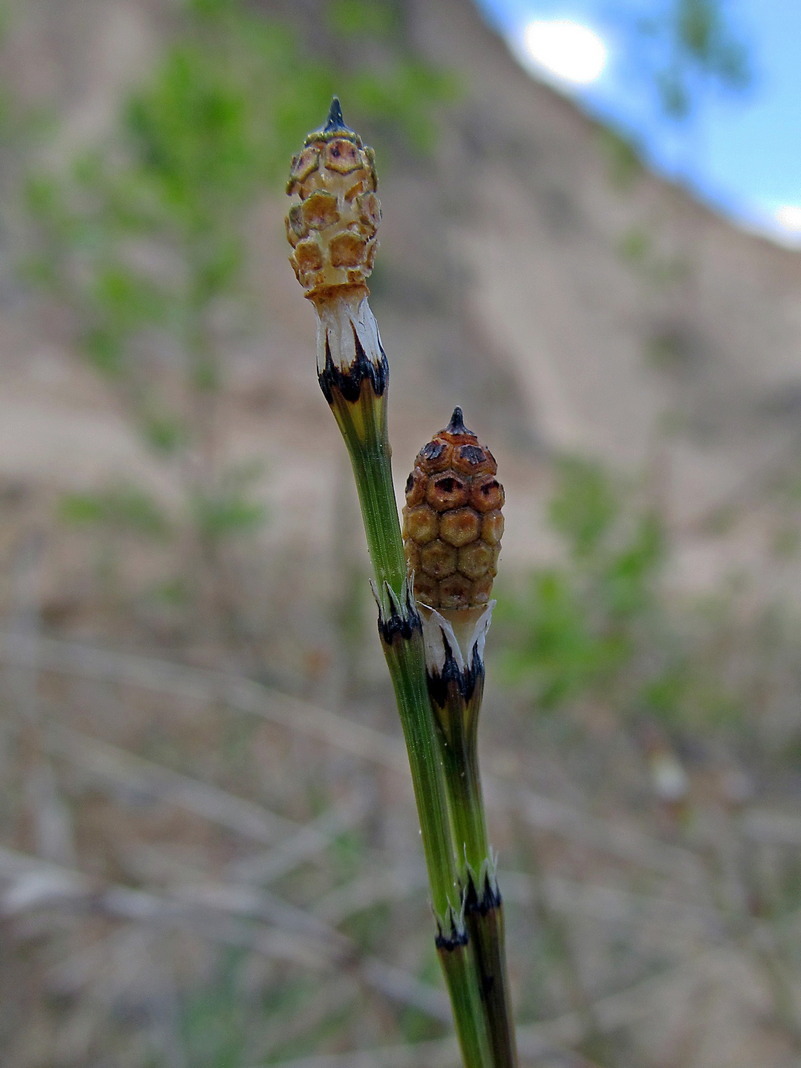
[285,99,518,1067]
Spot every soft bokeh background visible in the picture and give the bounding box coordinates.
[3,1,801,1066]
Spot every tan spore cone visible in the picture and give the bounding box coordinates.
[285,98,386,397]
[285,97,380,301]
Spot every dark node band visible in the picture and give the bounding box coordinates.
[464,870,502,916]
[377,602,422,644]
[426,631,485,709]
[435,926,469,951]
[318,328,389,404]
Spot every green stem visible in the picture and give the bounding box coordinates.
[380,628,459,921]
[332,383,455,913]
[464,897,518,1068]
[437,683,490,875]
[333,382,406,598]
[439,937,496,1068]
[329,381,493,1065]
[435,681,519,1066]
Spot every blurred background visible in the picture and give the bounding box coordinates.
[3,0,801,1065]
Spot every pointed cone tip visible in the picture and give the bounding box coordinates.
[445,406,473,437]
[323,96,351,134]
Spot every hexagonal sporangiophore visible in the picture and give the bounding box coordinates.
[452,442,496,476]
[356,192,381,233]
[329,231,367,268]
[404,541,421,573]
[403,505,438,545]
[287,145,319,187]
[438,572,475,610]
[426,472,469,512]
[470,475,505,513]
[404,468,427,508]
[416,439,453,473]
[470,574,495,606]
[420,539,457,579]
[412,572,440,606]
[291,240,325,287]
[481,510,504,545]
[363,241,378,272]
[301,190,340,231]
[324,138,364,175]
[292,239,323,271]
[439,508,481,548]
[457,541,496,581]
[285,204,307,247]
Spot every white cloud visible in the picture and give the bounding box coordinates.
[516,18,608,87]
[774,204,801,234]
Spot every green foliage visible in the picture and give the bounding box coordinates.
[349,61,460,153]
[177,951,252,1068]
[322,0,459,152]
[60,485,170,538]
[497,458,740,729]
[140,411,188,455]
[644,327,695,369]
[548,457,620,558]
[326,0,399,37]
[596,126,644,191]
[631,0,752,122]
[615,223,690,292]
[190,465,266,543]
[617,226,652,266]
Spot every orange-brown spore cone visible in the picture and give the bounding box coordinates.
[403,408,504,610]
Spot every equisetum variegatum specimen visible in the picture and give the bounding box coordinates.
[286,99,518,1068]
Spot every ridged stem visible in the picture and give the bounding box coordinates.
[438,935,495,1068]
[328,380,406,604]
[463,891,518,1068]
[436,676,490,873]
[433,670,519,1066]
[322,350,493,1067]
